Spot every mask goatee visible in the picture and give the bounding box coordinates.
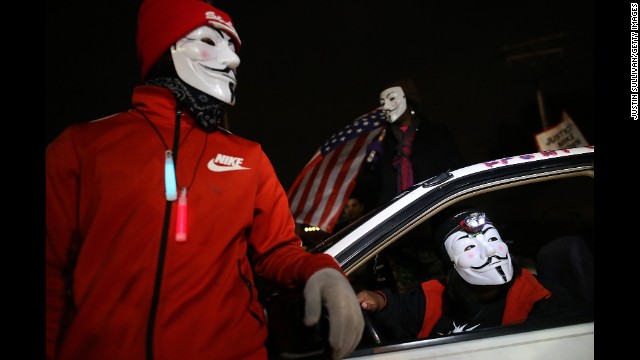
[495,265,508,283]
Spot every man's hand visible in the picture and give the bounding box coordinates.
[303,268,364,359]
[357,290,386,312]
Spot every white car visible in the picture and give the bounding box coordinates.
[263,146,594,360]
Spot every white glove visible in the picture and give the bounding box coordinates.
[303,268,364,359]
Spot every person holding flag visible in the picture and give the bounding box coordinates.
[288,78,463,235]
[355,78,464,211]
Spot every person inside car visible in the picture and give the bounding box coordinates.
[332,195,366,234]
[45,1,363,359]
[356,208,590,340]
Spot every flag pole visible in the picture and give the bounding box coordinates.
[536,86,548,130]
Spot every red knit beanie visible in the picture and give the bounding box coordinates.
[137,0,241,80]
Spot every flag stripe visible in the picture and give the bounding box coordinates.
[317,130,382,232]
[287,108,385,233]
[289,152,322,215]
[299,147,341,225]
[304,131,363,226]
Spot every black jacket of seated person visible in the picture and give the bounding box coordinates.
[368,258,590,340]
[358,208,591,341]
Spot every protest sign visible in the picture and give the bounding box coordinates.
[534,112,589,151]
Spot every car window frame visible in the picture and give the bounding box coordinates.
[314,148,594,357]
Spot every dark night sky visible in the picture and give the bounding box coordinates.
[47,0,597,191]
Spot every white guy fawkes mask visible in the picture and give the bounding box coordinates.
[379,86,407,123]
[443,212,514,285]
[171,25,240,105]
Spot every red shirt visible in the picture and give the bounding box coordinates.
[418,269,552,338]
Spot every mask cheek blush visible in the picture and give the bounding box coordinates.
[456,253,476,268]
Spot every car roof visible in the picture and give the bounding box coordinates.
[314,146,594,275]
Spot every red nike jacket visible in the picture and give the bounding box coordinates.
[46,86,342,360]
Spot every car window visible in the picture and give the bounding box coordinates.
[350,172,594,351]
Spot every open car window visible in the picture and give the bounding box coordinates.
[348,170,594,356]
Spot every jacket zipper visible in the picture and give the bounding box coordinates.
[145,109,182,360]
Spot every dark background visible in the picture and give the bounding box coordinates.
[47,0,596,191]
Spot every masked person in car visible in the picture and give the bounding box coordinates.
[46,1,363,359]
[356,208,588,340]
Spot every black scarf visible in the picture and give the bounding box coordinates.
[145,76,226,133]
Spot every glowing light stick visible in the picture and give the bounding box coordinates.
[176,188,187,242]
[165,150,178,201]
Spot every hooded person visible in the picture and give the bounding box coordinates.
[355,208,587,341]
[354,77,464,212]
[45,1,363,359]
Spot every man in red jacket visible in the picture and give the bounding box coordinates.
[357,208,587,340]
[45,1,363,359]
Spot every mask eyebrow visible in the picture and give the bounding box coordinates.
[454,234,470,242]
[481,226,495,235]
[213,28,226,38]
[185,28,226,42]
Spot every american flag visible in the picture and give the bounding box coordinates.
[287,108,386,233]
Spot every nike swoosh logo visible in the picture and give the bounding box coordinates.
[207,159,250,172]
